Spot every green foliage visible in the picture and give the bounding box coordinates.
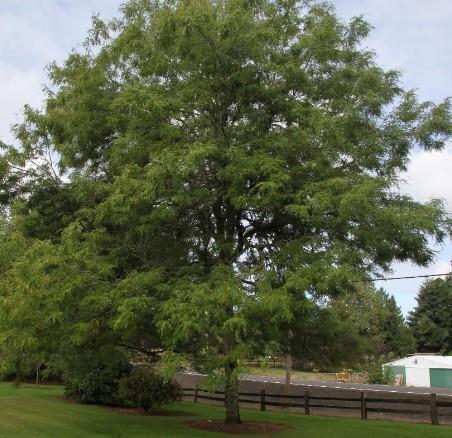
[382,295,416,358]
[0,232,63,380]
[157,351,190,383]
[63,348,131,405]
[367,363,395,385]
[251,284,413,370]
[408,276,452,354]
[0,0,451,424]
[291,306,365,369]
[331,285,415,360]
[248,297,366,370]
[64,372,119,405]
[118,367,181,411]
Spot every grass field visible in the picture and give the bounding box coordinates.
[0,383,449,437]
[245,367,340,382]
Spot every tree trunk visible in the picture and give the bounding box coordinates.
[284,352,292,408]
[224,358,241,424]
[36,362,42,385]
[285,352,292,393]
[222,298,241,424]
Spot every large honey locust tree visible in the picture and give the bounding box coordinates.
[1,0,451,424]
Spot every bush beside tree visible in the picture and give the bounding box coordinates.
[63,347,131,405]
[118,367,181,411]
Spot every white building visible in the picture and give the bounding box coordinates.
[385,355,452,388]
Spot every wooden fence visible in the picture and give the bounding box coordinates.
[182,387,452,425]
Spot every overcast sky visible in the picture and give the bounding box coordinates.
[1,0,451,314]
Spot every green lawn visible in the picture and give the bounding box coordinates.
[0,383,449,437]
[245,367,339,382]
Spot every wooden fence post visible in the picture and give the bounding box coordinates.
[260,389,266,411]
[360,392,367,420]
[430,393,439,425]
[304,390,310,415]
[194,385,199,403]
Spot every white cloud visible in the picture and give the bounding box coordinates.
[403,145,452,210]
[0,66,45,144]
[335,0,452,102]
[0,0,121,144]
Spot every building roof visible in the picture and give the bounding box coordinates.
[385,355,452,369]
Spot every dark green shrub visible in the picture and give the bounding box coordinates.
[64,371,120,405]
[118,367,181,411]
[63,347,131,405]
[367,363,395,385]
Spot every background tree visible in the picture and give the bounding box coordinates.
[278,302,366,370]
[0,0,451,425]
[247,295,365,386]
[408,276,452,354]
[381,293,415,358]
[332,285,415,360]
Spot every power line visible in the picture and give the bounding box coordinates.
[354,273,451,283]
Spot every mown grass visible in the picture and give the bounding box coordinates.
[244,367,339,382]
[0,383,449,437]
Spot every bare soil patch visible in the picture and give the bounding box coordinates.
[184,420,288,435]
[107,406,194,416]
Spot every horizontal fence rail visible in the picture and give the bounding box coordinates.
[181,387,452,425]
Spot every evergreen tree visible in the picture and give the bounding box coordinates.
[381,294,415,358]
[408,276,452,354]
[332,286,415,360]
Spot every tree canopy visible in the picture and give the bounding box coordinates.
[0,0,451,424]
[408,276,452,354]
[332,285,415,360]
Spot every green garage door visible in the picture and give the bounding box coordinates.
[430,369,452,388]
